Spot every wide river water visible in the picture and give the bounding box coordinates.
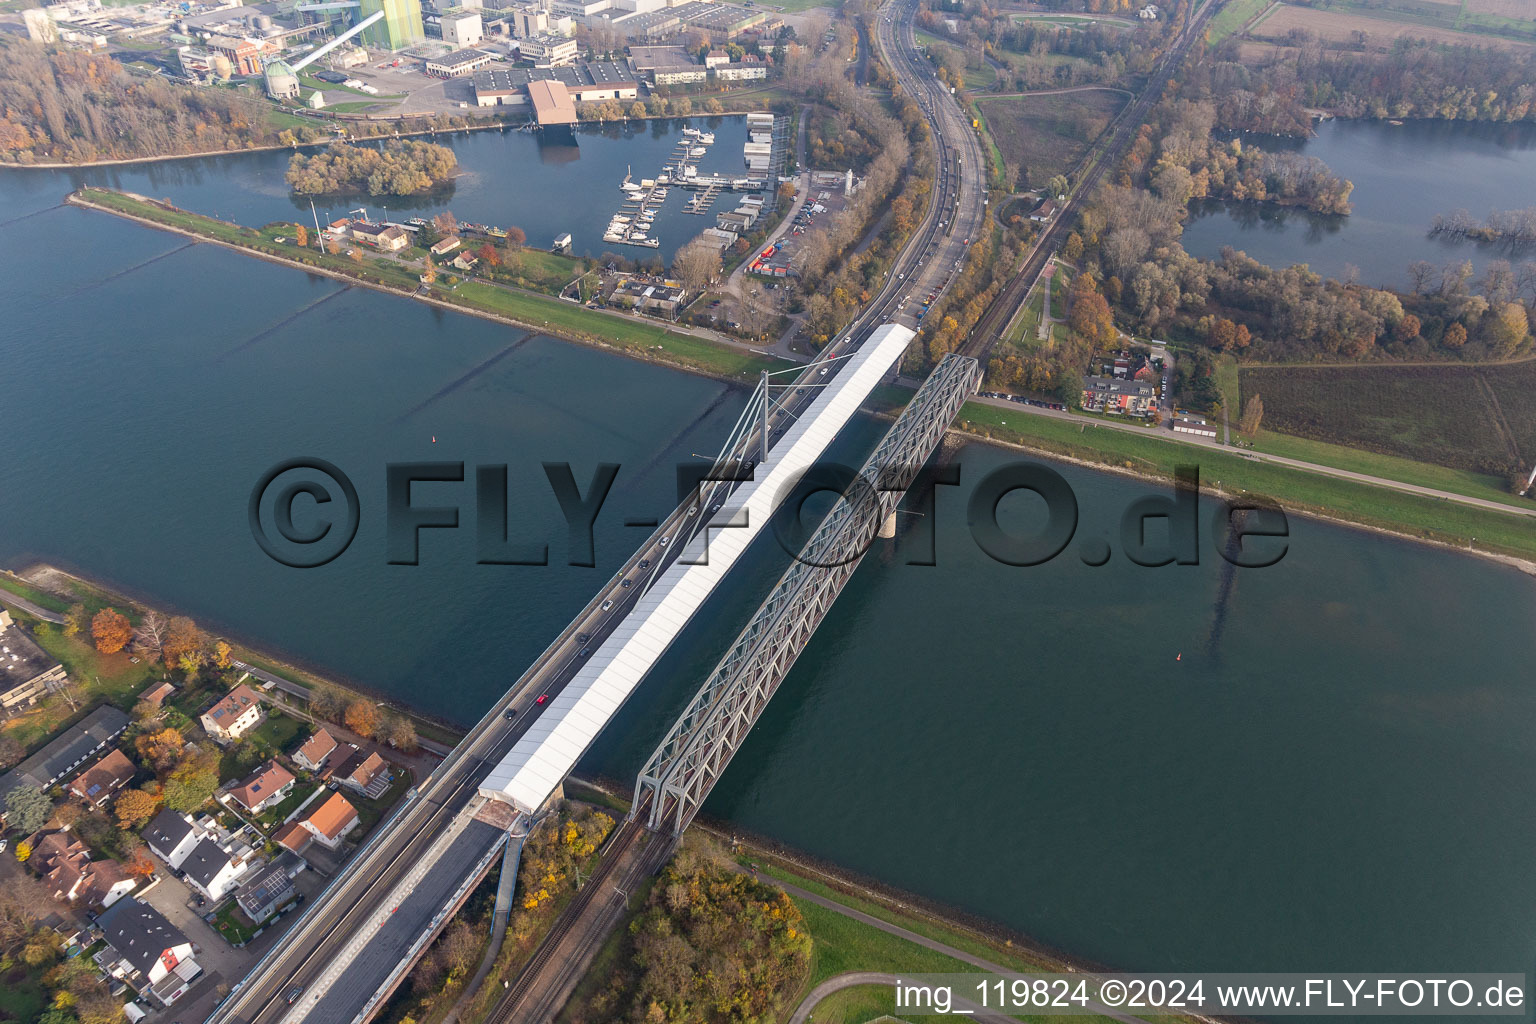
[5,136,1536,1011]
[1182,119,1536,291]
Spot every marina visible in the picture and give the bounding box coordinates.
[603,130,763,248]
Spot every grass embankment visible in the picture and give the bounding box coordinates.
[1208,0,1271,41]
[956,403,1536,562]
[0,577,157,750]
[71,187,792,384]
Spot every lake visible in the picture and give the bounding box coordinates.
[1181,119,1536,291]
[5,147,1536,1017]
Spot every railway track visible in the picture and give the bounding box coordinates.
[962,0,1221,362]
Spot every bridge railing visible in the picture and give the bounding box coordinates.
[634,354,982,834]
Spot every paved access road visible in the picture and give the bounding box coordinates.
[968,393,1536,521]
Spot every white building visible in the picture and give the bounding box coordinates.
[520,32,578,65]
[96,898,202,1007]
[179,837,248,901]
[199,683,264,743]
[440,7,484,46]
[143,809,203,870]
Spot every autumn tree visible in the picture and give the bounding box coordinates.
[136,727,184,773]
[127,847,156,879]
[1443,321,1468,348]
[63,603,87,638]
[345,699,380,738]
[1393,313,1421,342]
[383,714,418,752]
[671,239,721,297]
[476,243,501,267]
[504,225,526,250]
[162,616,203,668]
[162,750,219,812]
[1067,276,1116,347]
[114,788,160,830]
[295,223,309,248]
[1062,231,1084,261]
[212,640,233,670]
[1239,394,1265,435]
[91,608,132,654]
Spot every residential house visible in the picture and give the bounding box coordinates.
[0,606,68,717]
[199,684,264,743]
[272,821,311,855]
[349,222,410,252]
[0,705,130,817]
[179,836,247,901]
[1029,199,1057,223]
[29,828,137,906]
[1081,375,1156,417]
[298,792,359,851]
[226,761,295,815]
[332,749,392,799]
[67,748,136,807]
[143,808,202,870]
[95,898,202,1007]
[234,851,306,922]
[292,728,338,773]
[429,236,462,257]
[138,681,175,708]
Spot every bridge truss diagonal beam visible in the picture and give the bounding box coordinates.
[633,354,982,834]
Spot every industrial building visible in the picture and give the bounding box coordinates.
[426,46,496,75]
[518,30,578,64]
[358,0,424,50]
[473,60,638,108]
[628,44,705,84]
[431,6,483,45]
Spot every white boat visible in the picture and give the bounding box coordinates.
[689,146,707,157]
[681,126,701,138]
[698,131,715,144]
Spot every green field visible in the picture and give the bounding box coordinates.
[974,90,1125,189]
[956,403,1536,560]
[1208,0,1271,41]
[1238,361,1535,476]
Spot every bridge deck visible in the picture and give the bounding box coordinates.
[479,324,916,814]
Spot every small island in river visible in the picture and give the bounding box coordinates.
[286,139,457,197]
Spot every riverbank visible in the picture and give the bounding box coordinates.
[953,402,1536,573]
[2,91,785,171]
[564,778,1215,1024]
[0,564,466,750]
[68,187,788,386]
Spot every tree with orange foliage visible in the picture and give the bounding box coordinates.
[476,243,501,268]
[345,699,380,738]
[91,608,133,654]
[114,788,161,830]
[136,727,184,773]
[162,616,203,669]
[126,847,157,879]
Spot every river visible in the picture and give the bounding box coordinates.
[1181,119,1536,291]
[5,148,1536,1013]
[4,115,758,262]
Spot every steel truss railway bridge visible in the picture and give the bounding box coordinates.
[209,0,987,1016]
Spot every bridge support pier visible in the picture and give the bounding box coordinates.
[878,510,897,539]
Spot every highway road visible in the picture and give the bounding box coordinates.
[478,3,1000,1021]
[210,5,997,1021]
